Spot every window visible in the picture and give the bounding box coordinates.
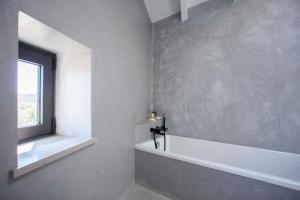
[18,42,56,141]
[18,61,40,127]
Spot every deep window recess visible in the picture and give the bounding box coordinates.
[18,42,56,141]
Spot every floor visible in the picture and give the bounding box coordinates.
[121,184,173,200]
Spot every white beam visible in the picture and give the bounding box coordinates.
[180,0,188,21]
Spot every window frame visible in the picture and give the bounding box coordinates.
[18,42,56,142]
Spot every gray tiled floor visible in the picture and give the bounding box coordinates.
[121,184,172,200]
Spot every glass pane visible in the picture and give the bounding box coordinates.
[18,60,41,128]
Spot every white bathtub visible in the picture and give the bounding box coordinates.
[135,135,300,191]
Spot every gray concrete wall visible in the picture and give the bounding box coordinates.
[136,150,300,200]
[152,0,300,153]
[0,0,152,199]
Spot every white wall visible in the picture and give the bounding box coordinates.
[56,51,91,137]
[0,0,152,199]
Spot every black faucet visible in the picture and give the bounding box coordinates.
[150,113,168,150]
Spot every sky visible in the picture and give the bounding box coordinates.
[18,60,39,94]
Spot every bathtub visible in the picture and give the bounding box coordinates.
[135,135,300,200]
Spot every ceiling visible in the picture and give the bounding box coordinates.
[144,0,210,23]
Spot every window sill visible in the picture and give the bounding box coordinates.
[11,135,96,179]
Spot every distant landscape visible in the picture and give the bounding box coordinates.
[18,93,38,127]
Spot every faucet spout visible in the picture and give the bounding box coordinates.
[150,113,168,151]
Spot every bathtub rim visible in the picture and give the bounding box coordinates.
[135,136,300,192]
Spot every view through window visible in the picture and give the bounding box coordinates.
[17,60,41,128]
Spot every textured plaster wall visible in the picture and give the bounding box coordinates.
[0,0,152,199]
[153,0,300,153]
